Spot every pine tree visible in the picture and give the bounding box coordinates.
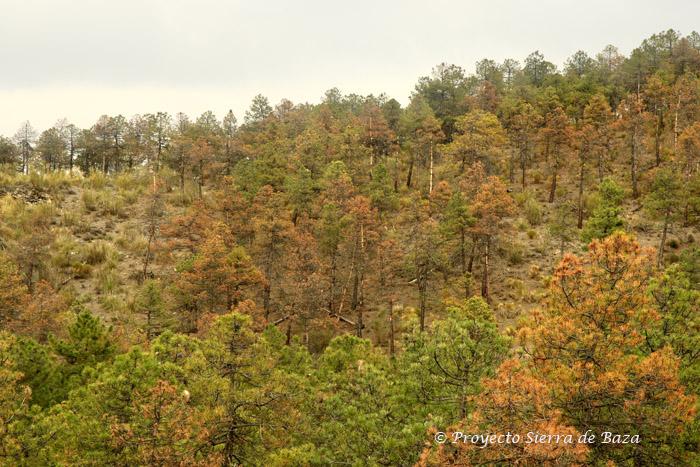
[581,177,625,243]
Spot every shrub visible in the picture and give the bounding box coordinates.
[513,191,529,207]
[114,172,143,191]
[81,241,116,265]
[115,228,148,254]
[101,196,126,218]
[51,235,80,269]
[96,267,120,295]
[532,170,543,184]
[29,171,75,194]
[60,209,82,228]
[524,197,543,226]
[83,172,109,190]
[169,190,194,207]
[81,189,127,218]
[505,278,524,299]
[81,190,99,212]
[506,244,524,265]
[30,202,57,222]
[120,188,140,205]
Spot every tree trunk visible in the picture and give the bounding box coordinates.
[460,228,469,299]
[393,156,399,192]
[262,284,271,320]
[631,131,639,198]
[69,145,74,173]
[388,299,395,358]
[418,271,427,332]
[577,159,585,229]
[357,306,363,338]
[460,229,466,275]
[352,268,360,336]
[481,236,490,301]
[368,115,374,169]
[654,114,663,167]
[146,309,153,343]
[674,96,680,154]
[198,160,204,198]
[467,240,477,273]
[658,208,670,267]
[406,153,414,188]
[328,251,337,312]
[548,168,557,203]
[263,244,274,320]
[428,140,434,193]
[460,387,468,419]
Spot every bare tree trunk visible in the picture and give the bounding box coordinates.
[350,225,365,337]
[263,245,273,320]
[388,299,395,358]
[69,144,75,173]
[658,207,670,267]
[142,187,161,283]
[460,229,466,276]
[198,160,204,198]
[460,228,469,299]
[674,96,680,154]
[352,267,361,336]
[368,115,374,169]
[406,153,414,188]
[418,271,427,332]
[654,113,663,167]
[428,140,434,193]
[577,159,585,229]
[146,309,153,343]
[467,240,477,273]
[460,388,468,419]
[481,236,490,301]
[392,156,399,192]
[549,168,557,203]
[328,252,337,313]
[631,131,639,198]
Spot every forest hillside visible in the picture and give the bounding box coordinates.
[1,29,700,465]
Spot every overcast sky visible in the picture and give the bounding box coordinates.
[2,0,699,136]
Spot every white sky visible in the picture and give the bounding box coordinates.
[2,0,699,136]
